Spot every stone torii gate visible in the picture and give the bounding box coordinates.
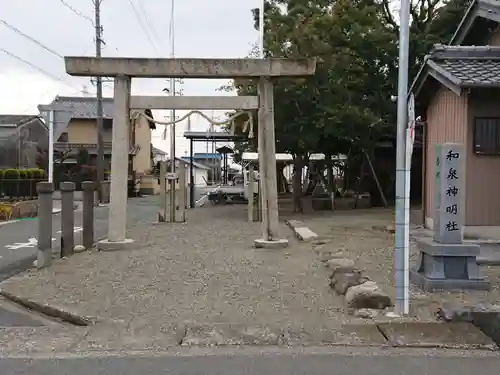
[63,57,316,250]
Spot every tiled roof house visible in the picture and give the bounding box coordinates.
[413,0,500,227]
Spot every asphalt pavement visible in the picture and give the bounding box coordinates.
[0,196,160,282]
[0,203,110,281]
[1,350,499,375]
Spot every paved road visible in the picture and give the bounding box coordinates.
[1,351,499,375]
[0,196,160,282]
[0,204,110,282]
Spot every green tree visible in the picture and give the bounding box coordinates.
[380,0,472,80]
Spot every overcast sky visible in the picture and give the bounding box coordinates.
[0,0,260,155]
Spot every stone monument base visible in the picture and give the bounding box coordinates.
[410,237,490,291]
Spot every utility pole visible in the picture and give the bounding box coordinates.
[94,0,104,202]
[394,0,411,315]
[168,0,176,221]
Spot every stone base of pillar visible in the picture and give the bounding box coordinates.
[410,237,490,291]
[254,238,289,249]
[97,238,135,252]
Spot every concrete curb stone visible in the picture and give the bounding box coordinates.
[285,220,319,242]
[0,289,94,326]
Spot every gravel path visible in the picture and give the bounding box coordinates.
[299,209,500,320]
[0,197,350,333]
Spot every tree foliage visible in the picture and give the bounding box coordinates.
[225,0,472,205]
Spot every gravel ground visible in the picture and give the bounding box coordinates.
[298,208,500,320]
[0,197,354,333]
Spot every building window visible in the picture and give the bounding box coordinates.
[473,117,500,155]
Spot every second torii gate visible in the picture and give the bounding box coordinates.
[63,57,316,250]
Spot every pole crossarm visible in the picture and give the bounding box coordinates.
[64,57,317,78]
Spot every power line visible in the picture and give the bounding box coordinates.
[0,48,79,91]
[126,0,160,54]
[0,19,63,58]
[137,0,160,43]
[59,0,94,26]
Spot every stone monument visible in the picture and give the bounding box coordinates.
[410,143,489,290]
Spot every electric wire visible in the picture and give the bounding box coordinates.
[0,48,79,91]
[137,0,161,44]
[126,0,160,54]
[59,0,95,26]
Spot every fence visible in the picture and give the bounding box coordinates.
[0,169,46,201]
[0,127,43,169]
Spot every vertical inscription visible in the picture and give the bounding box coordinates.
[434,143,463,244]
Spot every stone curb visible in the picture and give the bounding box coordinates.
[285,220,318,242]
[0,289,93,326]
[375,321,497,350]
[314,244,393,318]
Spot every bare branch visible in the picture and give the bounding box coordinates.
[381,0,398,30]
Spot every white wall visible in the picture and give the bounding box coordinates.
[177,162,207,186]
[194,168,208,186]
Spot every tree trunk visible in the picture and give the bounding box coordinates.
[325,154,335,211]
[277,165,289,193]
[292,156,305,213]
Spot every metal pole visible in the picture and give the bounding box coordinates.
[60,181,75,258]
[169,0,176,221]
[394,0,411,315]
[259,0,265,58]
[48,110,54,182]
[189,138,194,208]
[95,0,105,203]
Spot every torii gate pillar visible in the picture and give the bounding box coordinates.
[99,75,134,250]
[254,77,286,248]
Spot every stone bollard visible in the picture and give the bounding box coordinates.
[247,164,254,223]
[101,180,111,204]
[36,182,53,268]
[82,181,95,249]
[60,182,75,258]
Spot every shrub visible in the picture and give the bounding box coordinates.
[3,169,19,199]
[0,169,4,197]
[0,169,45,200]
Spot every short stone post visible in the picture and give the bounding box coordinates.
[36,182,53,268]
[82,181,95,250]
[158,161,167,222]
[177,161,187,222]
[410,143,489,290]
[101,180,111,204]
[60,181,75,258]
[247,164,254,222]
[255,179,262,222]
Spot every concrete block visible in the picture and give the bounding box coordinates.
[285,219,318,242]
[294,227,318,242]
[254,238,289,249]
[97,239,135,252]
[411,236,489,291]
[377,321,496,349]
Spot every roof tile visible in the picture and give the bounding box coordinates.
[434,59,500,85]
